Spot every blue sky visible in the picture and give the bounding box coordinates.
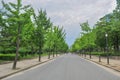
[2,0,116,46]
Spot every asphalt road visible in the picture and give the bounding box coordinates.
[3,54,120,80]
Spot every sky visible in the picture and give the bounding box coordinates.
[2,0,117,46]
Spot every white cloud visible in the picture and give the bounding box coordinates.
[32,0,116,46]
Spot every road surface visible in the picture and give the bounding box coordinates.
[3,54,120,80]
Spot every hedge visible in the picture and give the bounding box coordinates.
[0,53,38,61]
[0,54,16,61]
[88,52,120,56]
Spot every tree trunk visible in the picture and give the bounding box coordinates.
[39,52,41,62]
[12,23,20,69]
[53,43,55,57]
[12,37,20,69]
[48,52,50,59]
[114,35,119,52]
[55,47,57,57]
[39,46,42,62]
[48,47,51,59]
[56,52,57,57]
[53,52,55,58]
[31,43,34,54]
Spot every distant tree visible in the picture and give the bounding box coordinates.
[33,10,51,61]
[80,21,91,33]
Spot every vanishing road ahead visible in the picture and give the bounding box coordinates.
[3,54,120,80]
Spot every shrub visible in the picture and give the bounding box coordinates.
[0,54,17,61]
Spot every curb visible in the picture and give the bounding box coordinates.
[85,58,120,72]
[0,58,54,79]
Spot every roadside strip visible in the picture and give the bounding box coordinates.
[86,58,120,72]
[0,58,54,79]
[79,56,120,77]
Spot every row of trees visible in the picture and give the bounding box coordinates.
[71,0,120,55]
[71,21,96,52]
[0,0,68,69]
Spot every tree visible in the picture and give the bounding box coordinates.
[44,26,68,58]
[1,0,32,69]
[80,21,91,33]
[33,10,51,61]
[95,13,120,52]
[110,0,120,51]
[20,9,35,55]
[71,21,96,54]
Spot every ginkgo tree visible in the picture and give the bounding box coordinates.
[44,26,68,58]
[33,9,52,61]
[71,21,96,56]
[1,0,33,69]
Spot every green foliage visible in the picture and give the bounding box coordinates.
[44,26,68,53]
[71,0,120,55]
[80,21,91,33]
[71,22,96,52]
[0,0,68,64]
[0,0,34,69]
[0,54,16,61]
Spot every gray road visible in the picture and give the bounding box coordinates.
[3,54,120,80]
